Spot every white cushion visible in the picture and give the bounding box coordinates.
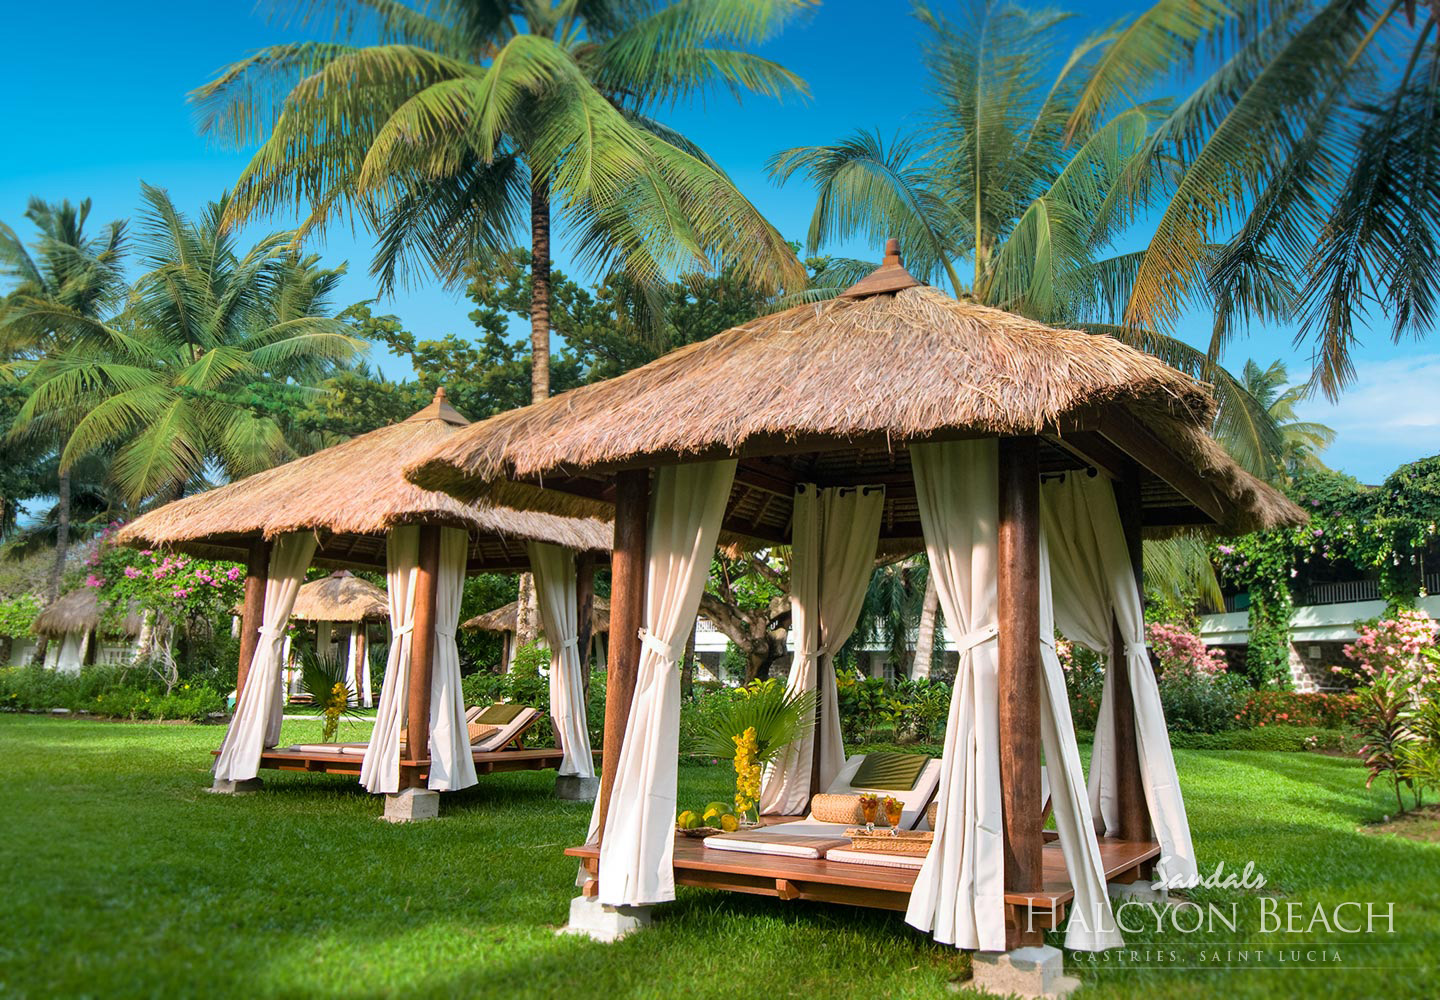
[701,836,830,859]
[825,847,925,869]
[474,706,540,752]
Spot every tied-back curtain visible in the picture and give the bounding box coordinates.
[760,484,884,816]
[427,527,476,791]
[360,526,420,794]
[903,440,1006,952]
[1037,530,1123,950]
[598,459,736,908]
[214,533,317,782]
[528,540,595,779]
[1042,476,1198,883]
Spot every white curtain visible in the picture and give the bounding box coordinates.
[904,440,1006,951]
[427,527,476,791]
[214,533,317,782]
[760,484,884,816]
[598,459,736,907]
[528,541,595,779]
[1038,531,1123,950]
[361,526,420,794]
[1042,476,1198,883]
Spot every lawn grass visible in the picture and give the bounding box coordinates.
[1,716,1435,999]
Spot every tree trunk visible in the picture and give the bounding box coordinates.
[680,620,697,699]
[530,175,552,404]
[515,570,539,650]
[912,573,940,679]
[747,650,771,683]
[48,469,71,601]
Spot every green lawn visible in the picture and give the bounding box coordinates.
[0,716,1435,999]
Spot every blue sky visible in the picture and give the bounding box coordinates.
[2,0,1432,484]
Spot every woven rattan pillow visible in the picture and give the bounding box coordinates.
[811,793,867,825]
[467,722,500,745]
[926,801,938,830]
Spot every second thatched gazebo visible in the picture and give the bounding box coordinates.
[33,589,142,673]
[288,570,389,707]
[119,387,612,815]
[464,595,611,673]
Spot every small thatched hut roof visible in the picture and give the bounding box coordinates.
[33,589,142,638]
[290,571,388,623]
[408,244,1304,541]
[116,388,612,573]
[463,595,611,635]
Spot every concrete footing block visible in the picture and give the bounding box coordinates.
[382,787,440,823]
[970,945,1079,999]
[557,895,652,942]
[209,777,264,795]
[1108,880,1169,905]
[555,774,601,801]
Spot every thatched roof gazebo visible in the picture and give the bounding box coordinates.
[406,242,1305,982]
[33,589,141,673]
[464,595,611,673]
[288,571,389,707]
[118,388,611,811]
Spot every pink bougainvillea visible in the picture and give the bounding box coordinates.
[1341,610,1437,681]
[1146,622,1227,676]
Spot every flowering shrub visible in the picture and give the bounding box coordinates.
[94,541,245,635]
[1340,610,1437,681]
[1236,690,1360,729]
[1147,622,1226,675]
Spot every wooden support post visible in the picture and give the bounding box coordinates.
[404,525,442,786]
[997,436,1044,949]
[1111,466,1153,846]
[576,551,595,700]
[596,469,649,844]
[235,538,271,701]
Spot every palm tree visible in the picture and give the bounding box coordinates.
[8,185,364,505]
[0,198,126,598]
[1138,1,1440,399]
[1236,359,1336,480]
[844,559,927,678]
[768,1,1289,463]
[192,0,809,403]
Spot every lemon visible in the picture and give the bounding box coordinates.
[677,810,702,829]
[719,814,740,832]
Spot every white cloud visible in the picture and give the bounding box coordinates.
[1297,354,1440,482]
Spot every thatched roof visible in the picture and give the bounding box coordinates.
[290,571,388,622]
[407,245,1304,540]
[116,388,612,573]
[463,595,611,635]
[33,589,141,638]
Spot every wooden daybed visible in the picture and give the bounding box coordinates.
[569,830,1159,933]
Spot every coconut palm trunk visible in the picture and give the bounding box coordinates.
[911,574,939,680]
[48,470,71,601]
[529,175,552,403]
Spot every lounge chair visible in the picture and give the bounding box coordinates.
[286,703,543,758]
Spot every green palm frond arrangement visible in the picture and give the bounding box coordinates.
[689,679,815,767]
[298,646,357,743]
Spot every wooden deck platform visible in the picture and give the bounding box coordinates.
[567,833,1158,929]
[213,745,567,780]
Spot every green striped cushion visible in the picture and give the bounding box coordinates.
[474,702,528,725]
[851,752,931,791]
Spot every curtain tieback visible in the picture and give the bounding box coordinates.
[638,627,685,664]
[434,627,455,640]
[1039,634,1055,649]
[392,623,415,637]
[954,623,999,653]
[256,625,286,642]
[559,636,581,652]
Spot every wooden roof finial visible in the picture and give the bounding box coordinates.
[840,237,922,299]
[409,384,468,425]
